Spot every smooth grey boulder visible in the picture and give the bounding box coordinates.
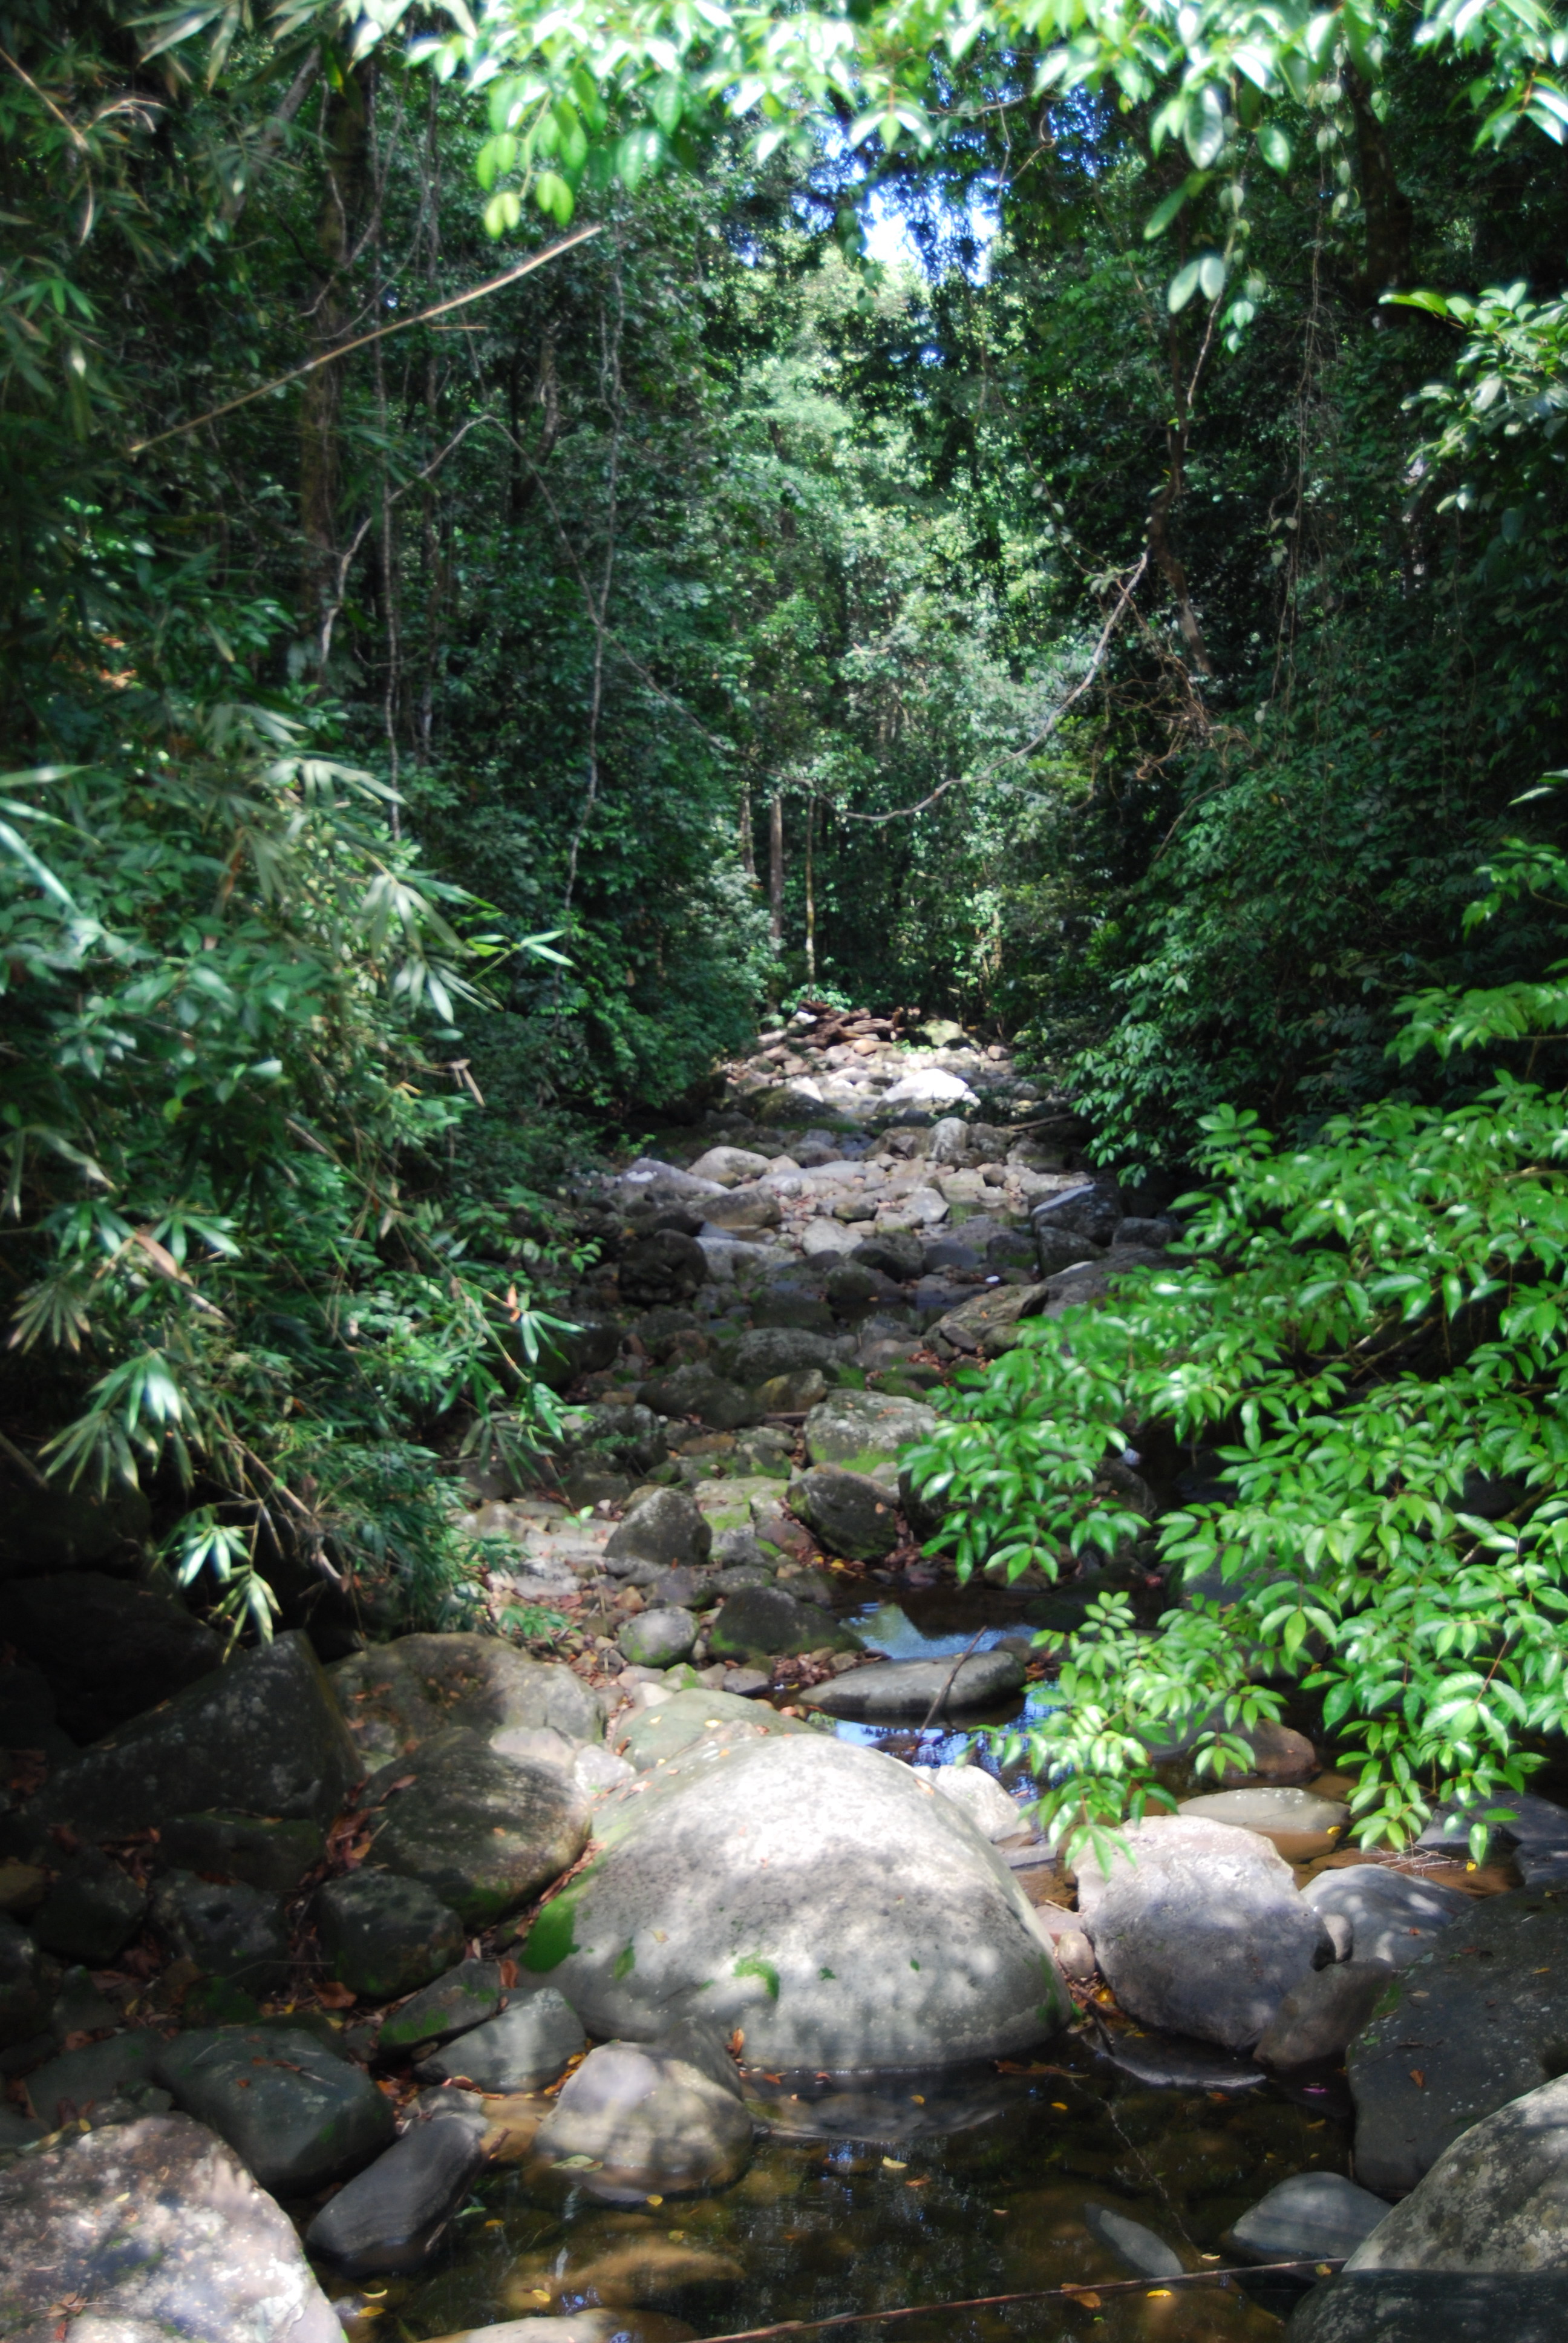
[1287,2276,1568,2342]
[0,2112,341,2342]
[618,1607,699,1669]
[604,1489,713,1571]
[707,1582,857,1661]
[802,1389,937,1480]
[687,1146,771,1185]
[416,1986,585,2091]
[928,1283,1051,1359]
[1076,1814,1330,2051]
[1082,2201,1182,2279]
[639,1365,761,1431]
[363,1728,588,1927]
[800,1650,1024,1721]
[32,1851,146,1965]
[1347,1889,1568,2194]
[1255,1959,1394,2068]
[789,1465,900,1560]
[15,1631,357,1847]
[613,1687,817,1772]
[306,2103,488,2276]
[1031,1181,1122,1248]
[1347,2071,1568,2270]
[315,1871,465,2001]
[730,1326,843,1384]
[1301,1865,1469,1968]
[528,2035,753,2203]
[517,1732,1071,2071]
[1179,1786,1349,1837]
[155,2025,393,2195]
[377,1959,505,2057]
[150,1872,290,1996]
[328,1633,604,1772]
[0,1573,221,1742]
[1230,2171,1391,2265]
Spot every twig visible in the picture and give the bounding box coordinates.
[919,1626,989,1730]
[0,1430,50,1491]
[126,225,603,454]
[691,2259,1344,2342]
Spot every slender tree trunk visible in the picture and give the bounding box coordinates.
[769,793,785,946]
[803,794,815,981]
[299,67,371,654]
[739,782,755,880]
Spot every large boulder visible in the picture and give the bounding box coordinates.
[1347,2072,1568,2269]
[362,1729,589,1927]
[0,1571,220,1741]
[155,2026,393,2195]
[618,1231,708,1306]
[328,1634,604,1771]
[11,1632,358,1849]
[928,1284,1051,1359]
[789,1465,900,1560]
[156,1811,325,1894]
[528,2033,753,2203]
[611,1688,818,1771]
[150,1871,291,1997]
[638,1366,760,1431]
[1031,1180,1123,1248]
[802,1389,938,1484]
[1287,2276,1568,2343]
[706,1584,858,1662]
[1347,1888,1568,2195]
[0,2112,341,2342]
[800,1650,1024,1721]
[730,1327,843,1385]
[33,1850,147,1965]
[1076,1814,1331,2051]
[517,1733,1071,2070]
[1301,1864,1469,1968]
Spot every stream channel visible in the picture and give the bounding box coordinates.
[356,1602,1364,2343]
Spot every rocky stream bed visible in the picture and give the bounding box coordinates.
[2,1009,1567,2343]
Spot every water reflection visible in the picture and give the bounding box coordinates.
[386,2028,1345,2342]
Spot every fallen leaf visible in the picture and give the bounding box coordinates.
[316,1981,356,2010]
[499,1959,519,1989]
[1410,2069,1425,2088]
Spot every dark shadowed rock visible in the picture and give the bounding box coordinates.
[328,1634,604,1771]
[618,1231,708,1306]
[800,1651,1024,1721]
[789,1465,899,1559]
[15,1632,358,1848]
[1031,1180,1122,1248]
[730,1327,843,1384]
[0,1573,221,1741]
[25,2030,160,2129]
[364,1729,588,1925]
[150,1872,291,1997]
[1301,1865,1468,1969]
[0,2112,341,2342]
[1287,2275,1568,2342]
[155,2025,393,2194]
[604,1489,713,1572]
[155,1810,325,1894]
[32,1851,146,1965]
[315,1871,465,2000]
[417,1986,585,2090]
[1254,1958,1393,2069]
[0,1914,50,2048]
[706,1583,858,1662]
[306,2100,488,2277]
[1345,2071,1568,2270]
[377,1959,505,2057]
[639,1365,762,1430]
[1347,1889,1568,2195]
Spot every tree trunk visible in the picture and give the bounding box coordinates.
[769,793,785,945]
[299,67,372,658]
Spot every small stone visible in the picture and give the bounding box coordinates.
[151,1872,291,1997]
[616,1608,699,1670]
[155,2025,394,2195]
[850,1231,923,1281]
[417,1988,586,2091]
[527,2034,752,2203]
[306,2105,488,2277]
[618,1230,708,1307]
[729,1327,843,1384]
[1230,2171,1391,2265]
[315,1872,465,2001]
[1254,1959,1394,2068]
[645,1567,716,1611]
[26,2030,160,2129]
[32,1851,146,1966]
[378,1959,505,2057]
[1082,2201,1182,2279]
[754,1367,829,1412]
[1053,1929,1096,1982]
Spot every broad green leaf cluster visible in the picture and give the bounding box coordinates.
[907,842,1568,1863]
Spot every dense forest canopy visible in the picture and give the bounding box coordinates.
[7,0,1568,1843]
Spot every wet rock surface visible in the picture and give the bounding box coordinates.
[155,2024,394,2194]
[307,2100,489,2277]
[528,2033,754,2202]
[1347,2069,1568,2270]
[316,1870,466,2001]
[362,1728,589,1926]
